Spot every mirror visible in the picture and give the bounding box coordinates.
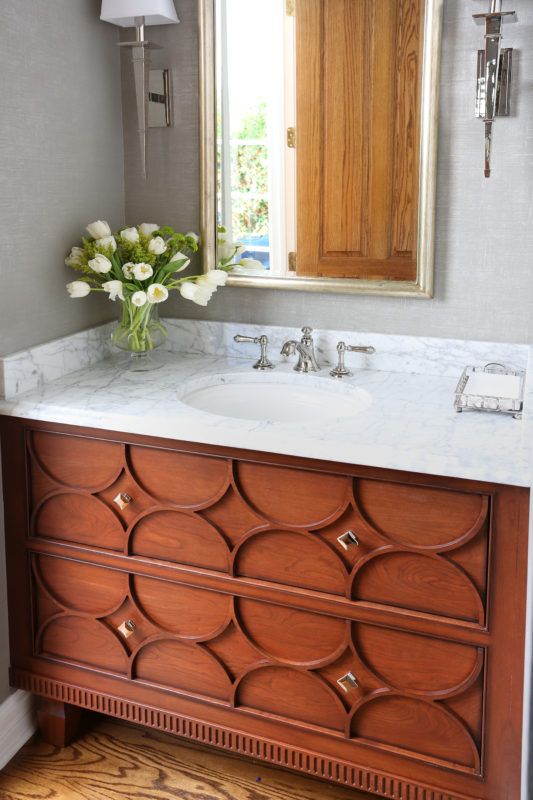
[200,0,443,296]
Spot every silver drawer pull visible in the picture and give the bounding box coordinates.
[118,619,136,638]
[337,530,360,550]
[114,492,133,510]
[337,672,358,693]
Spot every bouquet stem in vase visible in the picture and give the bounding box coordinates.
[112,301,168,371]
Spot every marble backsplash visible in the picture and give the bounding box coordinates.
[0,318,529,400]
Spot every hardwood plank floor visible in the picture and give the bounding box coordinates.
[0,716,372,799]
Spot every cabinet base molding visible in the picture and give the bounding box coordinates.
[10,668,480,800]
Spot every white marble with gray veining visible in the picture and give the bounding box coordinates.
[0,321,531,488]
[0,323,115,400]
[3,318,527,402]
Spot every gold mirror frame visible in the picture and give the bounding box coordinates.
[199,0,443,297]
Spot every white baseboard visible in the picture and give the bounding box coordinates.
[0,690,36,769]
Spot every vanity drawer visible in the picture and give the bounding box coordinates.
[28,430,491,626]
[31,550,485,775]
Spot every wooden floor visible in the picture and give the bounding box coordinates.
[0,716,372,800]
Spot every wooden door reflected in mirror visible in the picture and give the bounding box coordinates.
[200,0,443,296]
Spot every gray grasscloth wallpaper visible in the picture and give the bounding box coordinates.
[0,0,124,358]
[0,0,124,705]
[122,0,533,344]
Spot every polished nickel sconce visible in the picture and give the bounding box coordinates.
[473,0,517,178]
[100,0,179,179]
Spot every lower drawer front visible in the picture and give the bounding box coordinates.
[32,553,484,776]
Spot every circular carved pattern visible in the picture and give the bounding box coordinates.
[353,623,482,696]
[351,694,479,769]
[36,556,127,615]
[128,447,230,507]
[236,598,346,665]
[236,463,349,528]
[234,530,346,594]
[40,615,127,673]
[355,480,487,550]
[352,551,483,623]
[236,666,345,731]
[134,639,231,700]
[35,493,124,551]
[31,432,123,491]
[129,510,229,571]
[131,575,231,639]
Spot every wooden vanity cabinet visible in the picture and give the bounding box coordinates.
[1,417,529,800]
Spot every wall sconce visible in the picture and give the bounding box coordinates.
[473,0,517,178]
[100,0,179,179]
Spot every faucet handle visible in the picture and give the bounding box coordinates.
[234,334,274,371]
[301,326,313,338]
[330,341,376,378]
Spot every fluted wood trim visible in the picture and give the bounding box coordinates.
[11,668,478,800]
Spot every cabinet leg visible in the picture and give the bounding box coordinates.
[36,698,82,747]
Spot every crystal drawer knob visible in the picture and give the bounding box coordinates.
[114,492,133,510]
[118,619,136,639]
[337,672,358,693]
[337,530,360,550]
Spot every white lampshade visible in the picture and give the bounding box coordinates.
[101,0,179,27]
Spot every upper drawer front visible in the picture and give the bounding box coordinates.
[28,431,490,625]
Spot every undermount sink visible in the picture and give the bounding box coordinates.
[178,372,372,424]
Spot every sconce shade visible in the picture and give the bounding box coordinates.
[100,0,179,27]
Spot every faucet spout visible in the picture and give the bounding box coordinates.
[280,328,321,373]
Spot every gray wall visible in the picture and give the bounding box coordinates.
[123,0,533,344]
[0,0,125,358]
[0,0,125,705]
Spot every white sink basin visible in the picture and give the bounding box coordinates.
[178,373,372,424]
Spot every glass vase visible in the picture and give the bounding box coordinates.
[112,300,167,371]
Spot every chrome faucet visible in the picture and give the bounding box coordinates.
[280,327,320,373]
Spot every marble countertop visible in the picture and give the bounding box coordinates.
[1,344,531,488]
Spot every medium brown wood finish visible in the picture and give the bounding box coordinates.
[296,0,422,280]
[0,717,374,800]
[0,417,529,800]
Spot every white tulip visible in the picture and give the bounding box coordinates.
[179,281,213,307]
[218,240,245,263]
[233,258,266,274]
[86,220,111,239]
[65,246,84,267]
[170,251,191,272]
[203,269,228,287]
[148,236,167,256]
[102,280,124,301]
[88,254,112,274]
[66,280,91,298]
[120,227,139,243]
[147,283,169,303]
[131,290,148,307]
[96,235,117,253]
[186,231,200,245]
[132,262,154,280]
[122,262,134,279]
[139,223,160,236]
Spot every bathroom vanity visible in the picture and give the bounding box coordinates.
[0,321,531,800]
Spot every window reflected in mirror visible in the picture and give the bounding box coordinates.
[216,0,296,277]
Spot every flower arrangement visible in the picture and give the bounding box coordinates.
[217,225,266,276]
[65,220,232,358]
